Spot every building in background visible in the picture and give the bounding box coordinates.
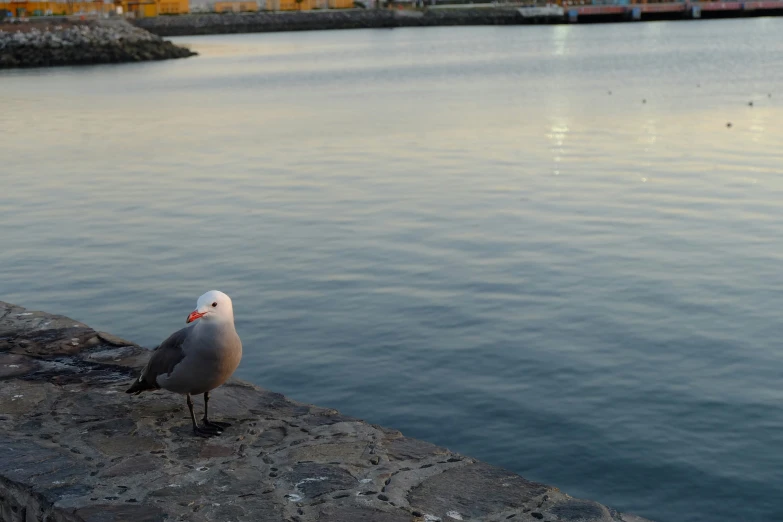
[1,0,112,16]
[115,0,188,16]
[156,0,188,13]
[213,0,258,12]
[266,0,353,9]
[0,0,188,16]
[0,0,361,16]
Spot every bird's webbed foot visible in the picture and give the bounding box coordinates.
[202,417,231,429]
[193,423,223,437]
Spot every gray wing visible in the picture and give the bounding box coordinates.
[126,326,190,394]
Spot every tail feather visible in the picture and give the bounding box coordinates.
[126,375,157,395]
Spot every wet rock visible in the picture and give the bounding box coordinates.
[252,426,287,448]
[408,462,550,520]
[97,331,133,347]
[385,437,448,461]
[285,463,356,499]
[549,499,613,521]
[199,444,235,458]
[316,504,411,522]
[74,503,166,522]
[0,353,39,378]
[289,441,371,467]
[101,457,160,478]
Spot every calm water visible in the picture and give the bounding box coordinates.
[2,19,783,522]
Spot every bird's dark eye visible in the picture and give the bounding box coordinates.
[211,302,217,307]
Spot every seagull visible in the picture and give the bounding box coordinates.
[126,290,243,437]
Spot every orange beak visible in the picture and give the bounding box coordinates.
[186,310,206,323]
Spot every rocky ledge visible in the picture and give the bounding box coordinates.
[0,300,652,522]
[0,19,195,70]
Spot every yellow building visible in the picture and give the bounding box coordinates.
[117,0,156,16]
[213,0,257,12]
[0,0,357,17]
[158,0,190,14]
[266,0,352,10]
[0,0,114,16]
[116,0,188,16]
[0,0,187,16]
[157,0,188,13]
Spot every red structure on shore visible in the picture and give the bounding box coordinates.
[562,0,783,21]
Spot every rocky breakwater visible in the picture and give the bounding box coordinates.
[0,300,652,522]
[135,9,522,37]
[0,19,195,70]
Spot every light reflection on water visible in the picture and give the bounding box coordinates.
[2,18,783,522]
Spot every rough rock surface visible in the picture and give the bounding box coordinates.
[0,19,195,69]
[0,300,652,522]
[134,9,524,37]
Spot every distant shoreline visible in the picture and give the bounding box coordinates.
[134,5,783,37]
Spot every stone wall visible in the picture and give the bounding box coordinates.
[0,300,652,522]
[134,9,523,37]
[0,19,195,69]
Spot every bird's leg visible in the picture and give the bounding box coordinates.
[187,393,221,437]
[202,391,231,429]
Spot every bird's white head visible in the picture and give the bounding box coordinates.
[186,290,234,325]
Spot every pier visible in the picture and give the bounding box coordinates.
[557,0,783,22]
